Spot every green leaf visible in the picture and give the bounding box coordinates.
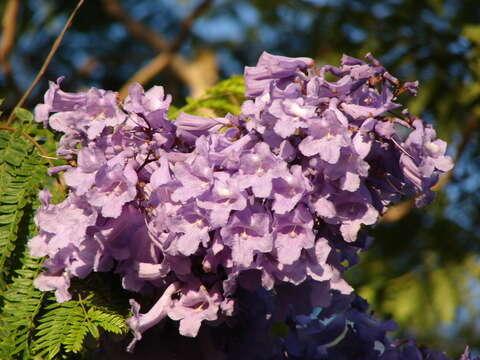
[0,247,46,360]
[0,123,63,359]
[0,127,49,290]
[32,294,128,358]
[14,108,34,123]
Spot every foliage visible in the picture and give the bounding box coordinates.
[0,249,46,360]
[33,295,128,359]
[0,123,49,290]
[0,116,50,359]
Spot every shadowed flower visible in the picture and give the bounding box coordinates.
[167,283,223,337]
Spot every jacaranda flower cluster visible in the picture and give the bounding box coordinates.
[28,52,470,359]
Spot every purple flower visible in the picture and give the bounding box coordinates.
[197,171,248,227]
[313,185,378,242]
[321,148,370,192]
[175,113,229,144]
[221,204,273,267]
[307,73,353,100]
[299,100,351,163]
[34,272,72,303]
[127,282,180,351]
[83,87,126,139]
[273,204,315,265]
[167,283,222,337]
[86,160,138,218]
[244,52,313,98]
[63,147,106,195]
[166,201,211,256]
[29,190,98,256]
[272,165,311,214]
[398,120,453,206]
[28,190,105,302]
[45,86,125,141]
[34,77,87,127]
[237,142,288,198]
[171,153,213,203]
[29,53,456,352]
[199,132,258,171]
[124,82,172,131]
[269,98,316,138]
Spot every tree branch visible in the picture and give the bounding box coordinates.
[170,50,218,99]
[0,0,19,63]
[170,0,213,53]
[117,0,214,100]
[119,53,172,98]
[0,0,21,98]
[6,0,86,125]
[100,0,168,52]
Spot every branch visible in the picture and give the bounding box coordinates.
[100,0,167,52]
[6,0,86,125]
[170,50,218,99]
[119,53,172,98]
[0,0,19,63]
[117,0,213,100]
[0,0,21,98]
[170,0,213,53]
[381,115,478,223]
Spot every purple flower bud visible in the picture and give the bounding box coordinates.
[245,52,313,98]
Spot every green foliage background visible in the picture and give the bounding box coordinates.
[0,0,479,358]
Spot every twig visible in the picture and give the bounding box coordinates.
[6,0,86,125]
[117,0,213,100]
[0,125,54,167]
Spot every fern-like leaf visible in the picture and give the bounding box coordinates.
[89,308,128,335]
[0,126,51,359]
[0,245,46,360]
[0,118,63,359]
[33,294,128,359]
[0,126,49,290]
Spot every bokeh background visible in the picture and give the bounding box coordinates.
[0,0,479,355]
